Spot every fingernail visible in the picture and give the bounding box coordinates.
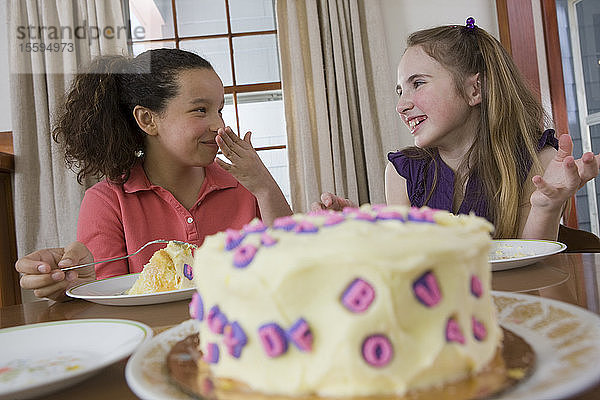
[37,264,50,273]
[66,271,77,281]
[51,271,64,281]
[58,258,73,267]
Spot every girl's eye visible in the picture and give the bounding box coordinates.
[196,107,207,113]
[396,88,402,97]
[414,80,425,88]
[218,108,223,115]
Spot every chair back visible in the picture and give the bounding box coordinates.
[558,224,600,253]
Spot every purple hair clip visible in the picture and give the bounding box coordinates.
[465,17,476,29]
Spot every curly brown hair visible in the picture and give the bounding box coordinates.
[52,49,213,184]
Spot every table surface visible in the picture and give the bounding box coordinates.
[2,252,600,399]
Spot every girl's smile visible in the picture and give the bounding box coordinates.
[406,115,428,134]
[199,136,218,148]
[396,46,480,155]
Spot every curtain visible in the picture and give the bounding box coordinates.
[276,0,405,212]
[8,0,128,261]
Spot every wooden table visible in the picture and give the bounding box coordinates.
[1,252,600,399]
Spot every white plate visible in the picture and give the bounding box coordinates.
[0,319,152,400]
[125,292,600,400]
[66,273,195,306]
[490,239,567,271]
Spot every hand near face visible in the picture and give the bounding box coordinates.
[530,134,600,210]
[15,241,96,302]
[215,126,274,195]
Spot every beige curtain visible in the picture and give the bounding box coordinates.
[276,0,403,212]
[8,0,128,260]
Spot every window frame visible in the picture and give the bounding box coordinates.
[128,0,286,153]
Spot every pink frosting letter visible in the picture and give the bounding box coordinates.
[362,334,393,367]
[471,275,483,298]
[188,292,204,321]
[445,318,465,344]
[472,317,487,341]
[341,278,375,313]
[207,305,228,334]
[233,244,258,268]
[258,323,288,357]
[412,271,442,307]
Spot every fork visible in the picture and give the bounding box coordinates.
[59,239,195,271]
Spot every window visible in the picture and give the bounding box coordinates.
[127,0,290,203]
[556,0,600,235]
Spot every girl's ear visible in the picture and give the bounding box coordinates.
[466,73,482,106]
[133,106,158,136]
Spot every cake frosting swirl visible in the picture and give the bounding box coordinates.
[190,205,500,397]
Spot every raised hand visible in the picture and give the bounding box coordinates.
[310,192,357,212]
[530,134,600,211]
[215,126,292,224]
[15,241,95,302]
[215,126,274,195]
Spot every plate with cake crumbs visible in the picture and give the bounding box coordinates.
[0,319,151,400]
[489,239,567,271]
[124,292,600,400]
[66,273,195,306]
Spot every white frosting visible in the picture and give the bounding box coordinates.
[191,205,501,396]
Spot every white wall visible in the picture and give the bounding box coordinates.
[379,0,500,76]
[0,0,12,131]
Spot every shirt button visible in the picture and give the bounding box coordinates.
[187,217,194,224]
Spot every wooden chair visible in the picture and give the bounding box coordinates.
[557,224,600,253]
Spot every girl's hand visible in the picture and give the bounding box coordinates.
[530,134,600,210]
[15,241,96,302]
[215,126,273,195]
[310,192,357,211]
[216,126,292,224]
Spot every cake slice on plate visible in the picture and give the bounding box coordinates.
[128,241,195,295]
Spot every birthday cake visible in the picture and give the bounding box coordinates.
[127,241,195,295]
[188,205,501,397]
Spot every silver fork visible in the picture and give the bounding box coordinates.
[60,239,195,271]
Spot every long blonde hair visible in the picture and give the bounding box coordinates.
[405,23,546,238]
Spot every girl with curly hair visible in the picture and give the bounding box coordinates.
[17,48,291,300]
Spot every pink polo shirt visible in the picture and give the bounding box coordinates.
[77,162,260,279]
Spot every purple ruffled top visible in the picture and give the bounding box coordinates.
[387,129,558,222]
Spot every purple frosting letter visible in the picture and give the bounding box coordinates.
[203,343,220,364]
[223,321,248,358]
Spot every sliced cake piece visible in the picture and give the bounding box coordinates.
[128,241,195,295]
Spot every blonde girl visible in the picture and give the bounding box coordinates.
[314,18,600,240]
